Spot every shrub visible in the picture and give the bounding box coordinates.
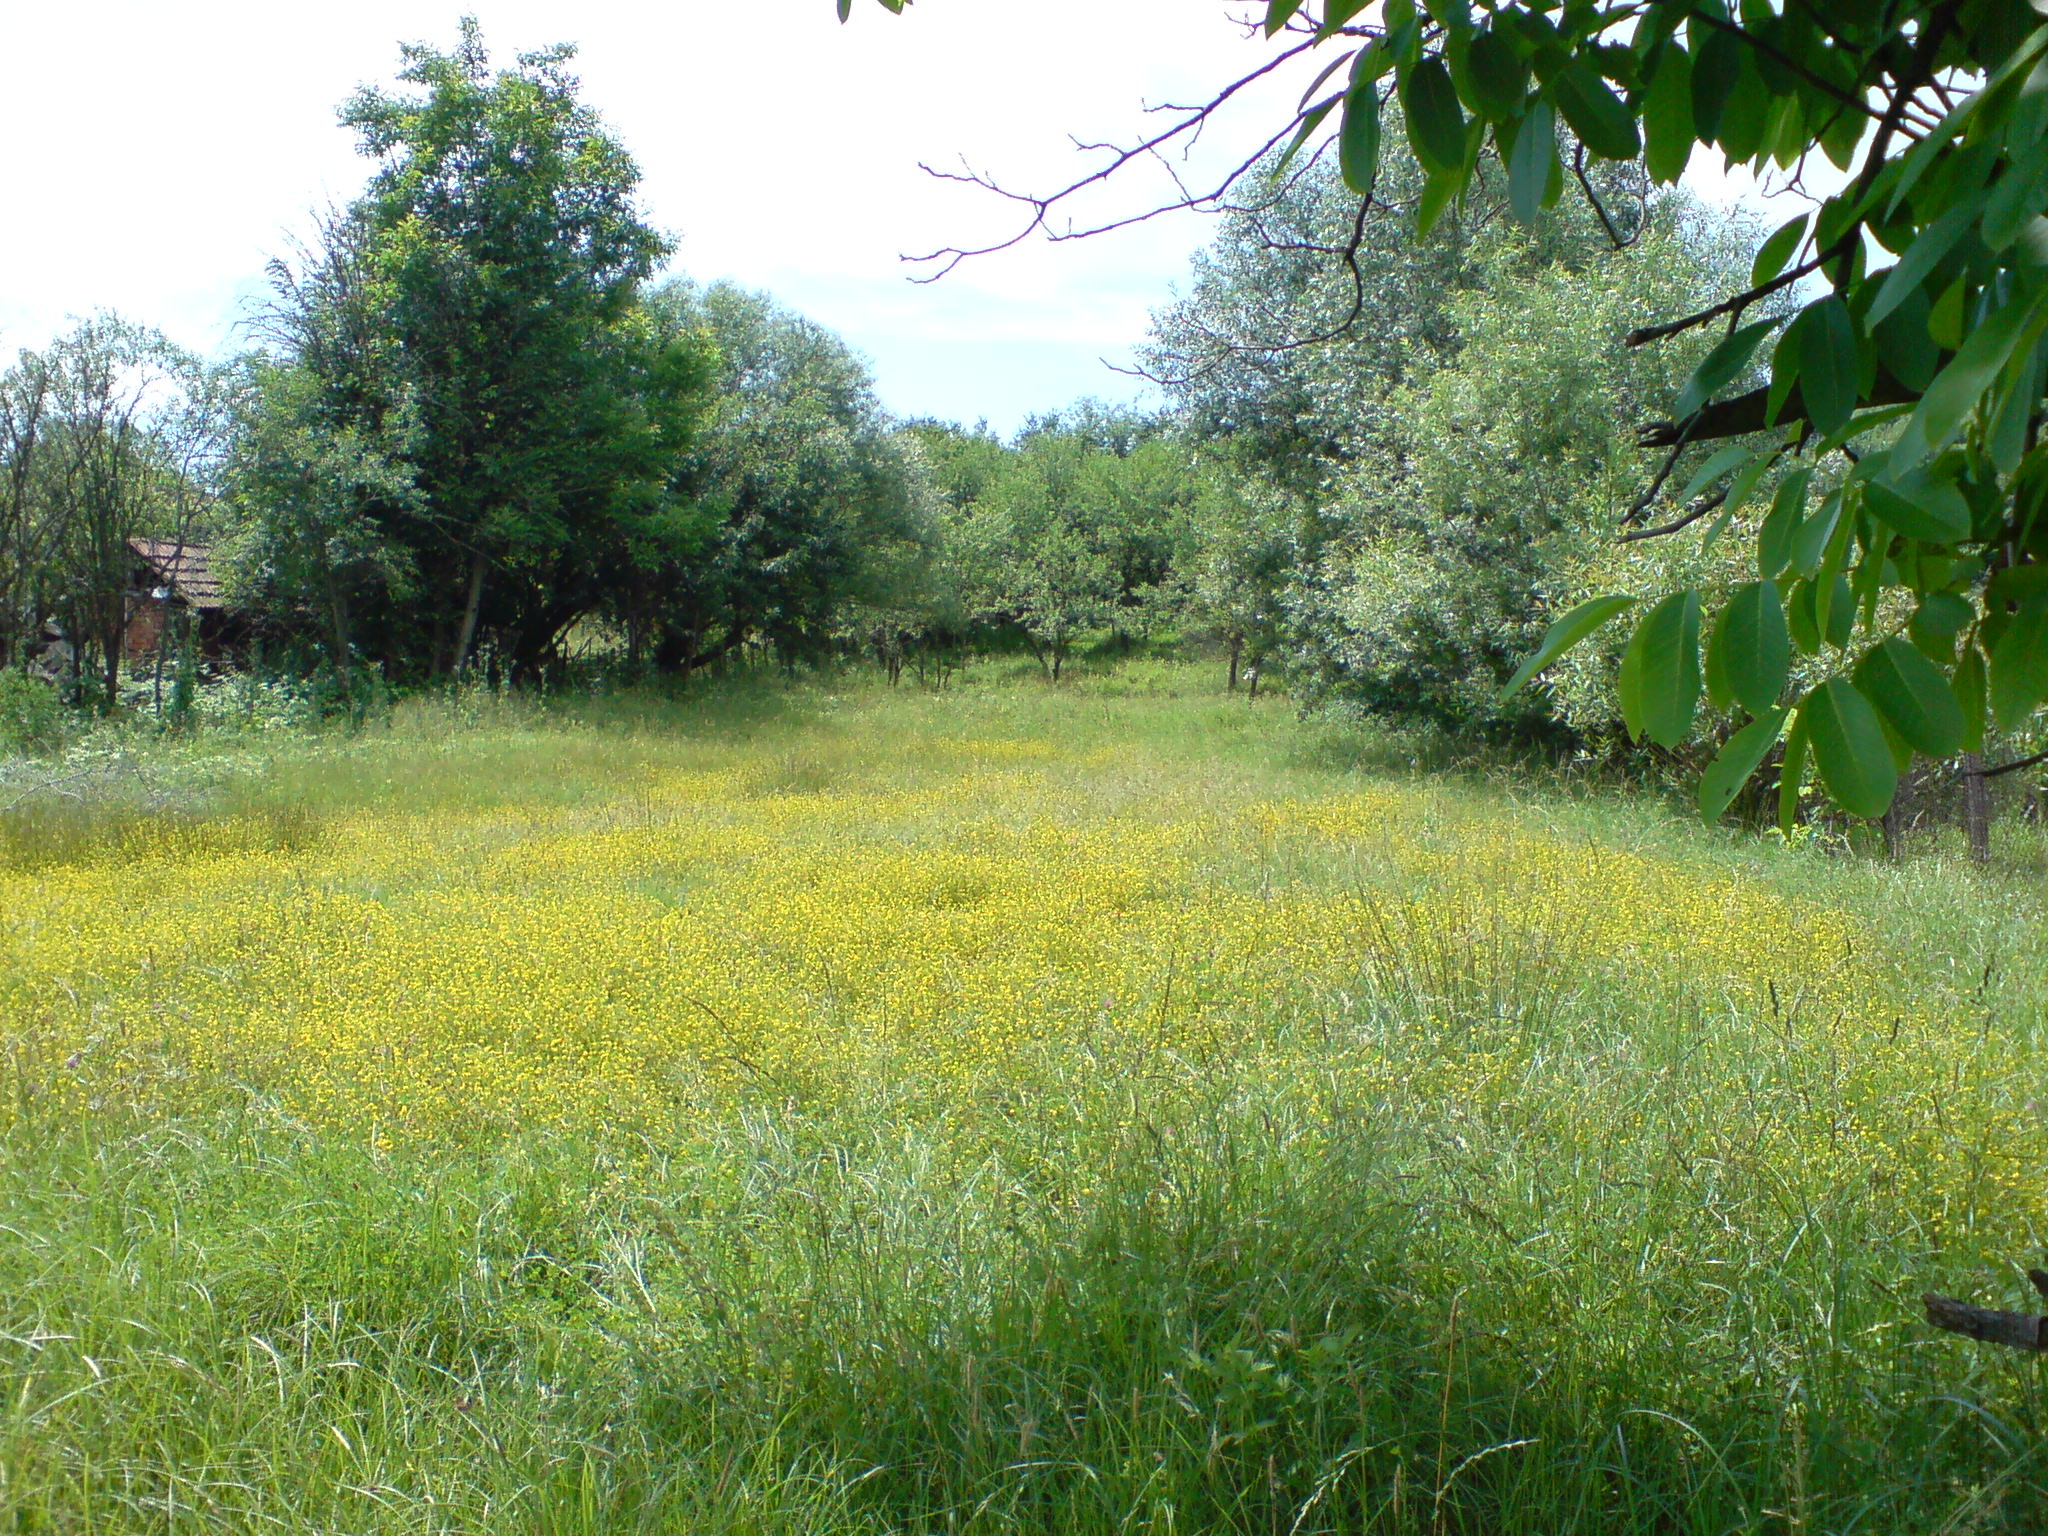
[0,673,66,756]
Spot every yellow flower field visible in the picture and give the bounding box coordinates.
[2,695,2037,1242]
[4,683,2046,1533]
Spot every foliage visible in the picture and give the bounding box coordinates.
[1182,472,1302,693]
[859,0,2048,822]
[930,407,1207,679]
[3,676,2045,1529]
[1288,198,1752,732]
[0,317,223,709]
[233,23,714,684]
[633,279,937,673]
[0,672,64,755]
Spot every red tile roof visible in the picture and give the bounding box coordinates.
[129,538,227,610]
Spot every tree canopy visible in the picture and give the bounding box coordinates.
[852,0,2048,821]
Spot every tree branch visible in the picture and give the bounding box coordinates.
[1625,240,1846,349]
[1963,748,2048,780]
[901,32,1332,279]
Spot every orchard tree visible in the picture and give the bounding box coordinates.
[849,0,2048,826]
[636,279,935,674]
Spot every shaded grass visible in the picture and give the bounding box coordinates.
[1,663,2045,1533]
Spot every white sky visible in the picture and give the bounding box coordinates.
[1,1,1317,433]
[1,3,1810,434]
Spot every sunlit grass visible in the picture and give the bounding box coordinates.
[2,665,2044,1532]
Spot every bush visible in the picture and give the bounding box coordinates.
[0,673,66,755]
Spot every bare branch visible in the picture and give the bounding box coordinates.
[1625,239,1847,348]
[1963,749,2048,781]
[1618,486,1730,543]
[901,32,1334,280]
[1925,1293,2048,1351]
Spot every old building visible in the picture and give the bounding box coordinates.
[123,538,243,661]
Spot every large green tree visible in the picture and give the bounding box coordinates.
[233,22,711,684]
[854,0,2048,824]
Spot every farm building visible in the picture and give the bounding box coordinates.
[124,538,245,661]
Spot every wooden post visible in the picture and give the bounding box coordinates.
[1961,752,1992,863]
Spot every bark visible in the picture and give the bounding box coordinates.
[1227,632,1242,693]
[1925,1267,2048,1350]
[325,572,353,687]
[450,549,487,677]
[1962,752,1993,863]
[1638,363,1924,449]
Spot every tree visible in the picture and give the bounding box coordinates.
[239,21,707,684]
[635,279,935,675]
[956,430,1120,681]
[0,349,58,672]
[852,0,2048,825]
[1183,472,1302,695]
[26,318,201,710]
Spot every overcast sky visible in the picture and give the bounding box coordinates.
[1,3,1804,434]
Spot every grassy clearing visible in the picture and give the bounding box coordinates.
[2,662,2045,1533]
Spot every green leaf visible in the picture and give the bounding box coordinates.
[1463,28,1527,120]
[1265,0,1307,37]
[1507,100,1555,225]
[1865,472,1971,545]
[1985,147,2048,251]
[1618,591,1703,748]
[1866,199,1983,325]
[1274,95,1341,181]
[1642,42,1694,184]
[1955,642,1988,753]
[1788,491,1842,577]
[1318,0,1374,38]
[1700,708,1789,822]
[1675,443,1758,506]
[1902,286,2048,465]
[1909,591,1973,661]
[1552,60,1640,160]
[1337,83,1382,194]
[1873,287,1939,393]
[1757,469,1810,579]
[1750,212,1808,287]
[1989,593,2048,730]
[1787,577,1820,655]
[1777,708,1809,831]
[1401,57,1468,173]
[1794,295,1857,436]
[1853,637,1965,758]
[1804,678,1898,818]
[1414,161,1464,235]
[1710,581,1791,717]
[1714,60,1773,163]
[1787,572,1852,652]
[1294,50,1355,111]
[1498,593,1636,700]
[1990,334,2048,475]
[1766,315,1803,426]
[1675,318,1779,420]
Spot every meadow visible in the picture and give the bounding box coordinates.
[1,664,2045,1533]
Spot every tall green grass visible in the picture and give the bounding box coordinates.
[2,664,2044,1533]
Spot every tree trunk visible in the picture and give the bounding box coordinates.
[1227,633,1242,692]
[99,604,123,713]
[451,550,487,678]
[1962,752,1993,863]
[326,573,353,688]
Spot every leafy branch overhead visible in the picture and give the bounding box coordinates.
[849,0,2048,824]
